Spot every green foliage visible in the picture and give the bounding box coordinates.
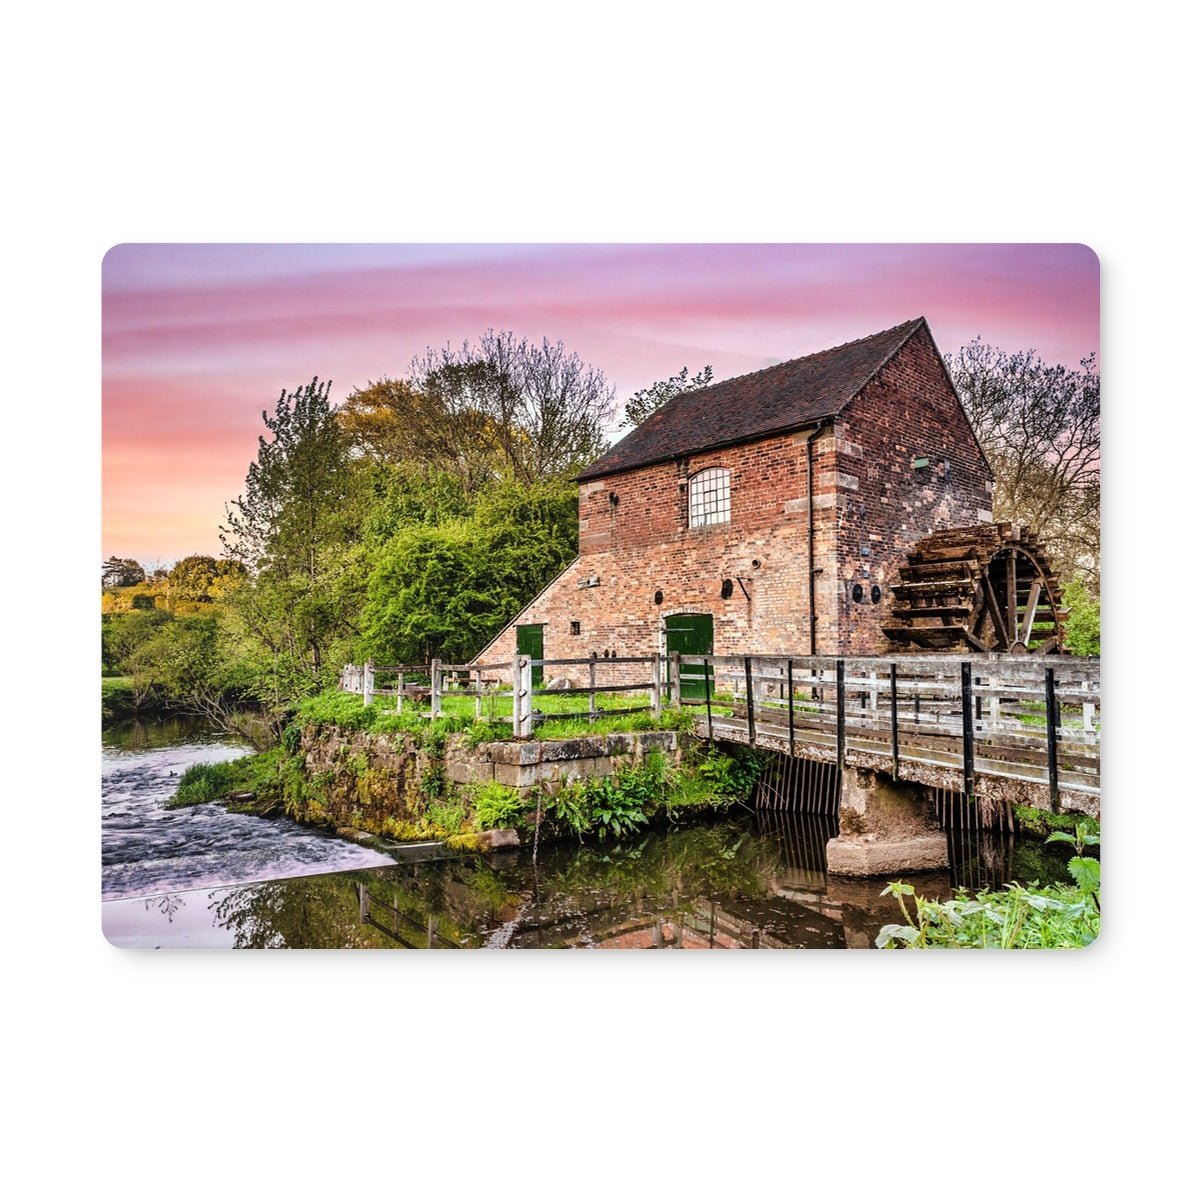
[877,827,1100,948]
[171,760,244,806]
[1062,575,1100,656]
[361,475,577,664]
[1012,805,1100,840]
[221,376,365,692]
[621,364,714,430]
[470,780,527,830]
[102,556,145,588]
[582,770,655,840]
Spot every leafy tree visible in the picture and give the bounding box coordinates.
[408,330,616,485]
[620,364,714,429]
[220,377,363,690]
[102,556,145,588]
[165,554,247,603]
[339,376,503,497]
[1062,576,1100,656]
[361,476,577,664]
[945,340,1100,593]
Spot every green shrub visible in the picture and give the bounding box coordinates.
[877,826,1100,949]
[170,761,243,806]
[470,781,526,830]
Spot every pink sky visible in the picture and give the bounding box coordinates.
[102,243,1099,566]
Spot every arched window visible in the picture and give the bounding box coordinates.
[689,467,730,528]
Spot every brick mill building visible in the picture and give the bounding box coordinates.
[476,317,994,683]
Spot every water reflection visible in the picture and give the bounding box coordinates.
[102,813,1077,950]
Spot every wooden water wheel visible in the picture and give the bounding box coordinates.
[883,522,1068,653]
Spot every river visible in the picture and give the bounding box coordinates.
[101,718,1075,949]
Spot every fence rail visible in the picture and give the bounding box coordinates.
[340,652,1100,805]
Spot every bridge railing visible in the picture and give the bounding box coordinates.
[677,653,1100,806]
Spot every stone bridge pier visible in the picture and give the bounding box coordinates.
[826,767,948,877]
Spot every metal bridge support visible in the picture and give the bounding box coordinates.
[825,767,948,877]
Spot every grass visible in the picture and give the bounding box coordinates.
[302,686,691,743]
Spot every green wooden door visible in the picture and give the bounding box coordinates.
[516,624,544,687]
[664,613,713,700]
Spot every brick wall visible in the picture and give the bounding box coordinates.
[476,326,992,679]
[831,329,993,653]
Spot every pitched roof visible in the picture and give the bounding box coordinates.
[578,317,929,482]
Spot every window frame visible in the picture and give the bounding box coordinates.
[688,466,731,529]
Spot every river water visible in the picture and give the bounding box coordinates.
[101,719,1075,949]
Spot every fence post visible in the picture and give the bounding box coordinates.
[960,661,975,799]
[890,661,900,781]
[1045,666,1060,814]
[704,656,713,739]
[669,652,681,708]
[787,659,795,756]
[744,656,756,747]
[430,658,442,718]
[474,667,482,722]
[650,653,662,718]
[513,655,533,738]
[364,659,374,707]
[836,659,845,774]
[588,654,597,725]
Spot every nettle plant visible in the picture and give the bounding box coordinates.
[876,824,1100,950]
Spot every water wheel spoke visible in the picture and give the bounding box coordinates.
[1019,580,1042,646]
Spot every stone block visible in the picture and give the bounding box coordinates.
[477,828,520,851]
[825,834,949,877]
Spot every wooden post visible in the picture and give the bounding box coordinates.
[835,659,845,774]
[960,661,975,799]
[787,659,795,756]
[651,653,662,718]
[430,658,442,717]
[703,655,713,738]
[474,667,482,722]
[744,656,756,746]
[358,883,368,924]
[989,675,1000,729]
[588,654,597,725]
[363,659,374,707]
[890,662,900,781]
[513,655,533,738]
[669,652,681,708]
[427,915,437,949]
[1045,666,1060,814]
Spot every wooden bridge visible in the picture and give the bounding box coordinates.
[674,652,1100,818]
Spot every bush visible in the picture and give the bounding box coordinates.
[877,826,1100,948]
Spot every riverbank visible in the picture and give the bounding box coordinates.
[169,688,766,854]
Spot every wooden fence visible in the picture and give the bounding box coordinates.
[340,652,1100,807]
[340,654,666,736]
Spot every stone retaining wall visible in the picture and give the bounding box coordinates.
[445,731,680,796]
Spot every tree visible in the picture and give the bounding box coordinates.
[102,556,145,588]
[221,377,363,689]
[620,364,714,429]
[165,554,246,603]
[339,374,504,497]
[945,340,1100,592]
[361,476,578,664]
[407,330,616,485]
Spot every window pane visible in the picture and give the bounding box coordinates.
[689,468,730,527]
